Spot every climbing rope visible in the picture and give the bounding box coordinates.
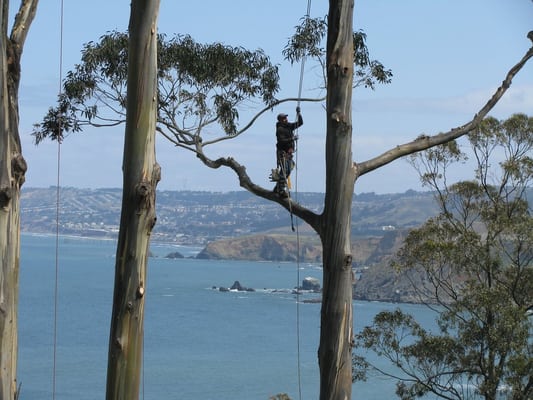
[293,1,312,399]
[52,1,65,399]
[296,0,313,108]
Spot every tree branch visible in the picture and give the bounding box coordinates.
[194,148,323,233]
[356,43,533,178]
[201,96,324,146]
[10,0,38,48]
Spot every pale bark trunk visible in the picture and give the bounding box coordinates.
[318,1,356,399]
[105,1,160,398]
[0,122,23,400]
[0,1,37,398]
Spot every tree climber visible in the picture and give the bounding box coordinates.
[272,106,303,197]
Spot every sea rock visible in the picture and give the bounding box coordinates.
[301,277,321,291]
[230,280,245,291]
[302,298,322,304]
[165,251,184,259]
[229,280,255,292]
[213,281,256,292]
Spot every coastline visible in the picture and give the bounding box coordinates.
[20,231,204,256]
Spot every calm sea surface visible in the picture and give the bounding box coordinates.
[18,233,436,400]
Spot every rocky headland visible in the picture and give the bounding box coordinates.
[190,230,430,303]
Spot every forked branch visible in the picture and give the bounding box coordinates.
[194,148,322,232]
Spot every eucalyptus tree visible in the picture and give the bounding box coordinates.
[353,113,533,400]
[105,0,160,399]
[32,1,533,399]
[0,1,38,399]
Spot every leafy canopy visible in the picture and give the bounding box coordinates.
[33,18,391,151]
[33,31,280,144]
[283,16,392,89]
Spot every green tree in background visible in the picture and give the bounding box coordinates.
[32,2,533,398]
[353,113,533,400]
[0,1,38,399]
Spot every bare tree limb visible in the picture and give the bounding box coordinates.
[194,148,323,232]
[201,96,324,146]
[10,0,38,48]
[356,42,533,178]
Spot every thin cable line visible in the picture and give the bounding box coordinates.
[294,108,302,400]
[52,0,64,398]
[296,0,312,106]
[294,2,312,399]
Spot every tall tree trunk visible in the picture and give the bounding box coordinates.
[0,77,23,399]
[105,1,160,398]
[0,1,37,398]
[318,1,356,399]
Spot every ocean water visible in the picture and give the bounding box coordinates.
[17,234,436,400]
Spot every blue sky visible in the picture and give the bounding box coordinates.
[16,0,533,194]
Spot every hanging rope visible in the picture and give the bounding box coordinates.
[293,2,312,399]
[52,1,65,398]
[296,0,313,108]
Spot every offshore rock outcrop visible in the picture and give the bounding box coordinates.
[164,251,184,259]
[216,280,255,292]
[301,277,321,291]
[196,230,450,304]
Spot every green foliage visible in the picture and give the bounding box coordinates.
[32,31,280,143]
[408,140,467,188]
[283,16,327,64]
[33,19,392,152]
[283,16,392,89]
[354,114,533,400]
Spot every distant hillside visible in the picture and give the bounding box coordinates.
[19,187,444,303]
[194,230,403,264]
[196,234,322,262]
[20,187,439,245]
[20,187,532,304]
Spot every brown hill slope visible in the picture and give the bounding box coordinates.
[195,230,404,266]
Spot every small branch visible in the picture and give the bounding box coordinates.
[356,44,533,177]
[201,96,324,146]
